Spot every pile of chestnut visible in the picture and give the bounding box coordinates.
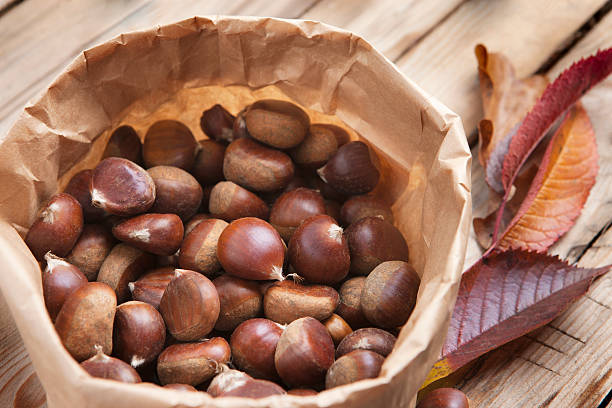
[25,100,425,399]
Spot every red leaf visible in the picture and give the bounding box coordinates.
[501,47,612,192]
[422,250,610,387]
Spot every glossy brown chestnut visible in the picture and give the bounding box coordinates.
[217,218,285,281]
[67,224,115,281]
[209,181,269,221]
[288,215,350,285]
[163,383,198,391]
[64,169,106,222]
[43,253,87,321]
[269,188,326,241]
[159,269,220,341]
[90,157,156,216]
[325,350,384,389]
[112,213,184,256]
[289,124,338,168]
[346,216,409,275]
[340,195,394,226]
[102,125,143,165]
[81,346,142,383]
[178,219,228,277]
[317,123,350,147]
[97,243,155,302]
[223,138,295,192]
[336,277,369,329]
[113,301,166,368]
[157,338,230,385]
[184,213,211,236]
[274,317,334,388]
[207,369,253,397]
[336,328,397,358]
[191,139,226,186]
[128,267,174,309]
[323,313,353,346]
[287,389,318,396]
[232,108,251,140]
[213,275,262,331]
[143,120,198,170]
[218,379,286,398]
[230,318,283,380]
[317,141,380,195]
[55,282,116,361]
[200,104,235,143]
[361,261,420,328]
[147,166,203,221]
[263,281,339,324]
[245,99,310,149]
[416,388,470,408]
[25,193,83,260]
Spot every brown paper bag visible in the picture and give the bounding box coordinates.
[0,16,471,407]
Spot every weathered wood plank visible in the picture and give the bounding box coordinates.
[394,0,607,141]
[302,0,465,60]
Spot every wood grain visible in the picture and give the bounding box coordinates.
[394,0,607,141]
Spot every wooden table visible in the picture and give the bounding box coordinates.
[1,1,611,406]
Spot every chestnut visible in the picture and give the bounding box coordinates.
[81,346,142,383]
[289,124,338,168]
[317,141,379,195]
[207,369,253,397]
[191,140,226,185]
[55,282,116,361]
[147,166,203,221]
[67,224,116,281]
[218,379,286,398]
[316,123,350,147]
[163,383,198,391]
[361,261,420,328]
[42,252,87,321]
[113,301,166,368]
[323,313,352,345]
[102,125,143,165]
[25,193,83,260]
[245,99,310,149]
[416,388,470,408]
[336,328,396,358]
[200,104,235,143]
[346,216,409,275]
[230,318,283,380]
[307,172,347,203]
[178,218,228,277]
[269,188,326,241]
[213,275,262,331]
[325,350,384,389]
[184,213,211,236]
[223,138,295,192]
[157,338,230,385]
[287,389,318,396]
[209,181,269,221]
[159,269,220,341]
[128,267,174,309]
[232,108,251,140]
[90,157,156,216]
[217,218,285,281]
[97,243,155,302]
[111,213,184,256]
[64,169,106,222]
[143,120,198,170]
[263,280,339,324]
[288,214,350,285]
[325,200,342,223]
[336,277,369,329]
[340,195,394,225]
[274,317,334,388]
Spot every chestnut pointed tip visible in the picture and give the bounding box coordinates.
[271,265,284,281]
[41,202,60,224]
[90,188,105,208]
[316,166,327,183]
[127,282,135,293]
[130,355,147,368]
[44,252,69,271]
[327,224,343,243]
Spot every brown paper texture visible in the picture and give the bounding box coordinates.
[0,16,471,408]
